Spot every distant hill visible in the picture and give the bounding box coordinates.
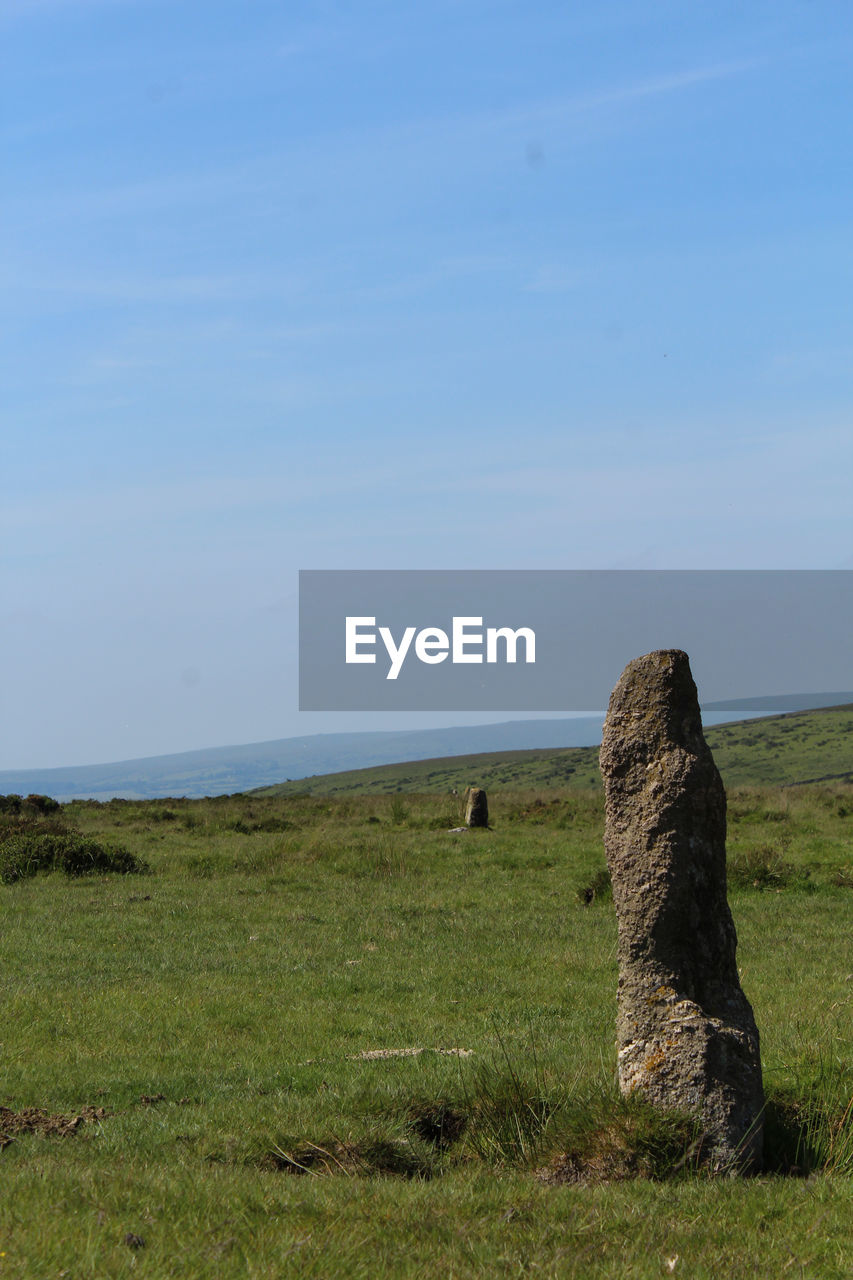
[0,717,607,801]
[1,693,851,801]
[258,703,853,796]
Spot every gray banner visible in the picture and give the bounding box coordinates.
[298,570,852,711]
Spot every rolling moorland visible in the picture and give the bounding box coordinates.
[260,702,853,796]
[0,703,851,1277]
[2,692,850,801]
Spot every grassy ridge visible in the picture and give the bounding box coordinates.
[258,703,853,796]
[1,710,852,1277]
[257,743,605,796]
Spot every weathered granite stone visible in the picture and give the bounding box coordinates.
[465,787,488,828]
[599,649,764,1173]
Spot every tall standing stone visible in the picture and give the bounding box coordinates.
[465,787,489,828]
[599,649,764,1172]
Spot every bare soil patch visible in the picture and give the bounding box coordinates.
[0,1104,107,1148]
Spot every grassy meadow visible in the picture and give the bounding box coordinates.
[1,709,852,1277]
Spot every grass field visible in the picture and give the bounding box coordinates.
[1,709,852,1277]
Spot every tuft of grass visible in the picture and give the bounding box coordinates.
[727,846,811,891]
[576,866,612,904]
[389,796,410,826]
[267,1133,436,1180]
[460,1028,555,1166]
[765,1062,853,1176]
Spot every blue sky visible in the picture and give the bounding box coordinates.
[3,0,852,769]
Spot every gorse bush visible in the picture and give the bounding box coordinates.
[1,793,148,881]
[0,792,61,816]
[1,793,70,848]
[0,832,149,883]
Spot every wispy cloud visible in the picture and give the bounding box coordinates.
[5,54,762,230]
[425,57,764,140]
[572,59,763,112]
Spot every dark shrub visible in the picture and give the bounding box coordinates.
[0,833,149,884]
[24,794,61,814]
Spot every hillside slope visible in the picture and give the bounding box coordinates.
[258,703,853,796]
[2,693,850,801]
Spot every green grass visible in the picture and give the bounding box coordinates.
[709,703,853,787]
[257,702,853,796]
[1,734,852,1274]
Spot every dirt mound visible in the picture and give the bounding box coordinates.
[0,1104,107,1148]
[537,1143,642,1185]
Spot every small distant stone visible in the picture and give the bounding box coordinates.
[465,788,488,828]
